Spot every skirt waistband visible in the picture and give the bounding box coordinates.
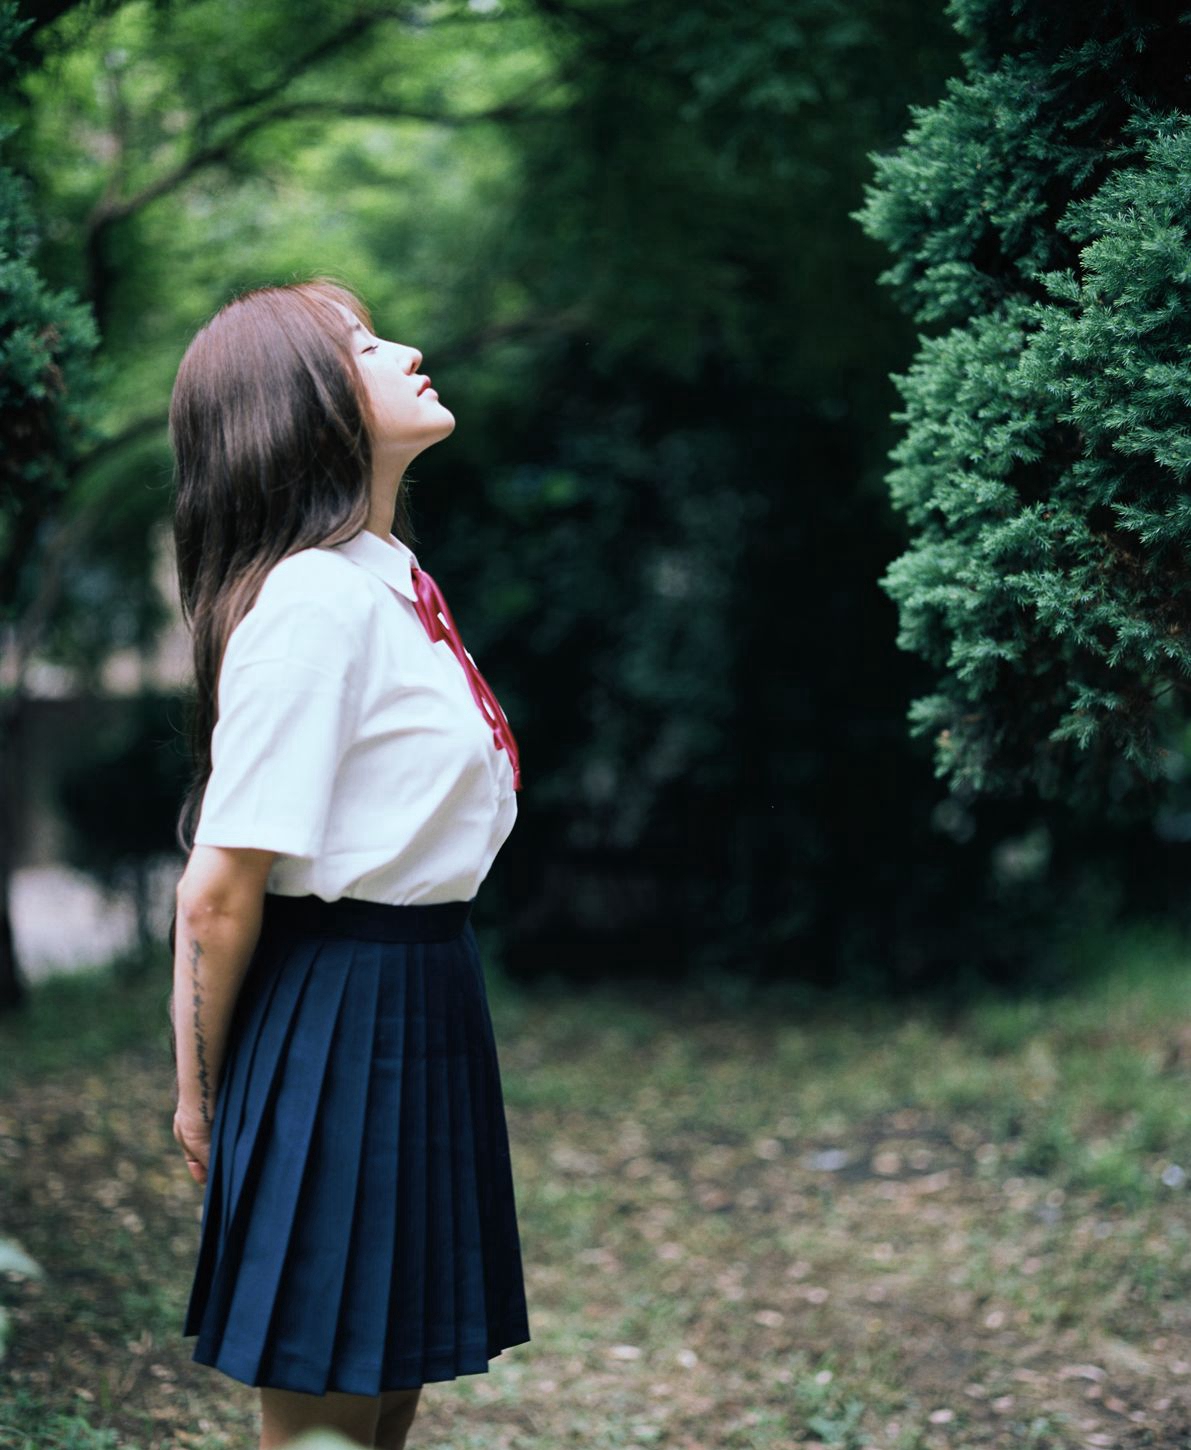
[260,892,475,943]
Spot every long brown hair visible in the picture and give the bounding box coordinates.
[169,274,415,859]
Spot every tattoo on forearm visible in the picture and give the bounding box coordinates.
[189,936,213,1125]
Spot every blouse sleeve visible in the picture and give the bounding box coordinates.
[191,580,370,859]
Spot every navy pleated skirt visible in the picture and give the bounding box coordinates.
[182,890,532,1396]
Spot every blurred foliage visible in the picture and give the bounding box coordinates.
[0,0,101,616]
[8,0,1191,993]
[0,0,105,1011]
[54,690,190,970]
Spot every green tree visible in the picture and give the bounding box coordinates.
[856,2,1191,814]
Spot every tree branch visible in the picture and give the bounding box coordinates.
[193,8,397,144]
[84,72,565,237]
[78,3,563,302]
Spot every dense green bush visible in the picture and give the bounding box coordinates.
[857,1,1191,814]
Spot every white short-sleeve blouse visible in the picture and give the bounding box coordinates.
[191,528,519,905]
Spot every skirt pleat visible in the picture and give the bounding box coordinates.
[182,894,531,1396]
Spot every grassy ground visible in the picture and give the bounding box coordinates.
[0,921,1188,1450]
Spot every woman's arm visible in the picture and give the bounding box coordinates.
[171,844,278,1182]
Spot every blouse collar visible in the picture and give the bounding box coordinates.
[327,528,420,603]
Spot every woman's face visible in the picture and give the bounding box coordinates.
[333,302,455,452]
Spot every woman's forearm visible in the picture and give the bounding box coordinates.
[171,888,264,1125]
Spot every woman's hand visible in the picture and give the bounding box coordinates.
[173,1104,212,1186]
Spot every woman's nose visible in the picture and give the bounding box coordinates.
[403,345,423,371]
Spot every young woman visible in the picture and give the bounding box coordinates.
[167,276,530,1449]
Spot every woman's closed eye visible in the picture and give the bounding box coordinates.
[361,343,379,354]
